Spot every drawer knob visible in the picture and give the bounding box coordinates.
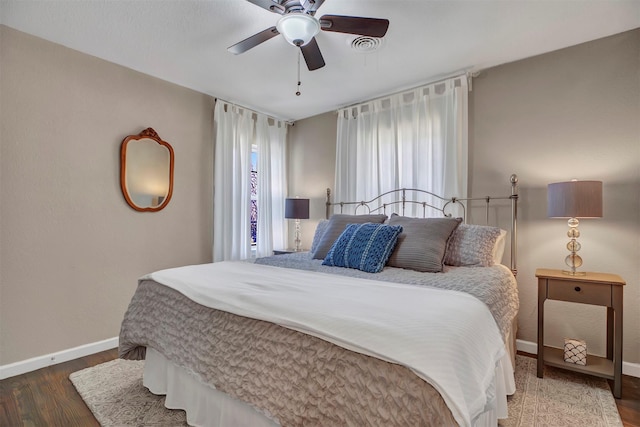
[574,286,581,292]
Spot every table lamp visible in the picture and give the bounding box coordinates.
[547,180,602,275]
[285,198,310,252]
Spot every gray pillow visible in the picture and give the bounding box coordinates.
[387,214,462,273]
[444,223,503,267]
[311,214,388,259]
[310,219,329,255]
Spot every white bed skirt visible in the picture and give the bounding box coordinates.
[143,346,515,427]
[144,347,279,427]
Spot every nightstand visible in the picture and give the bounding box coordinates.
[273,249,296,255]
[536,268,625,398]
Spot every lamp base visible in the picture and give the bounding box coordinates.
[562,219,586,276]
[562,270,587,276]
[294,219,302,252]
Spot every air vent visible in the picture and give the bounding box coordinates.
[350,36,383,53]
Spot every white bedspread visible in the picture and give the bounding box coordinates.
[146,261,506,427]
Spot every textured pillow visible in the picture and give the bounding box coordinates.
[492,229,508,265]
[387,214,462,273]
[322,223,403,273]
[444,223,504,267]
[310,219,329,255]
[311,214,388,259]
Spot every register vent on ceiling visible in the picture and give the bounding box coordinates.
[351,36,383,53]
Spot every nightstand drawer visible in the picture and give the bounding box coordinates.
[547,279,611,306]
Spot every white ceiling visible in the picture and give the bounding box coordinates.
[2,1,639,121]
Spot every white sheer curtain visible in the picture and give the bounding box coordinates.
[213,101,287,261]
[335,75,468,217]
[256,115,287,257]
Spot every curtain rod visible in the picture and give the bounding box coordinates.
[336,69,474,113]
[214,98,294,126]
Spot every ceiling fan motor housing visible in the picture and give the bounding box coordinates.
[276,13,320,47]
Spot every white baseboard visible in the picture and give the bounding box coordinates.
[516,339,640,378]
[0,337,119,380]
[515,339,538,355]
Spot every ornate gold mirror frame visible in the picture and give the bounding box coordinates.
[120,128,174,212]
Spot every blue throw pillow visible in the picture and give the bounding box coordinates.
[322,223,403,273]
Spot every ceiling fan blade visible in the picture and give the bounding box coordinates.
[300,38,325,71]
[301,0,325,14]
[244,0,285,14]
[319,15,389,37]
[227,26,280,55]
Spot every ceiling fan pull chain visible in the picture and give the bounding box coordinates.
[296,50,302,96]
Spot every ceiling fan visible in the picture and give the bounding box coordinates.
[227,0,390,71]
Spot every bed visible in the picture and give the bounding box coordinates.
[119,175,520,427]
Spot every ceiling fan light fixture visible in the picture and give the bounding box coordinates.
[276,13,320,47]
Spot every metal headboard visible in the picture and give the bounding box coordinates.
[325,174,519,276]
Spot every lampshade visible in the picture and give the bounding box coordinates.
[276,13,320,47]
[547,180,603,218]
[285,198,310,219]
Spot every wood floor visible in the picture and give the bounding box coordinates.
[1,349,639,426]
[0,348,118,427]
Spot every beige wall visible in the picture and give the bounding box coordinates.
[0,26,215,365]
[287,112,337,250]
[470,29,639,364]
[288,29,640,364]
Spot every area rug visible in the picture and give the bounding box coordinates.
[70,355,622,426]
[499,355,622,426]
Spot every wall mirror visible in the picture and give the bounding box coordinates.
[120,128,174,212]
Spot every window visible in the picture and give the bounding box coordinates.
[250,148,258,246]
[334,76,467,218]
[213,100,287,261]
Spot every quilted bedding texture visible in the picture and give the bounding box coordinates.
[119,280,457,426]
